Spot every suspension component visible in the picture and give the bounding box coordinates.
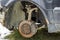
[18,5,38,38]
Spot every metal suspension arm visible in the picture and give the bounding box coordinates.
[28,8,38,20]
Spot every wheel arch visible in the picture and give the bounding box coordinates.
[4,0,49,28]
[20,0,49,25]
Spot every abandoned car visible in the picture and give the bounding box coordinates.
[0,0,60,38]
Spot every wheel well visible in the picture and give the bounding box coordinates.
[4,1,47,29]
[21,1,47,26]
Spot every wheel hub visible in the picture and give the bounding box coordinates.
[21,23,31,35]
[18,21,37,38]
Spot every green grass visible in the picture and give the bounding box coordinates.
[5,29,60,40]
